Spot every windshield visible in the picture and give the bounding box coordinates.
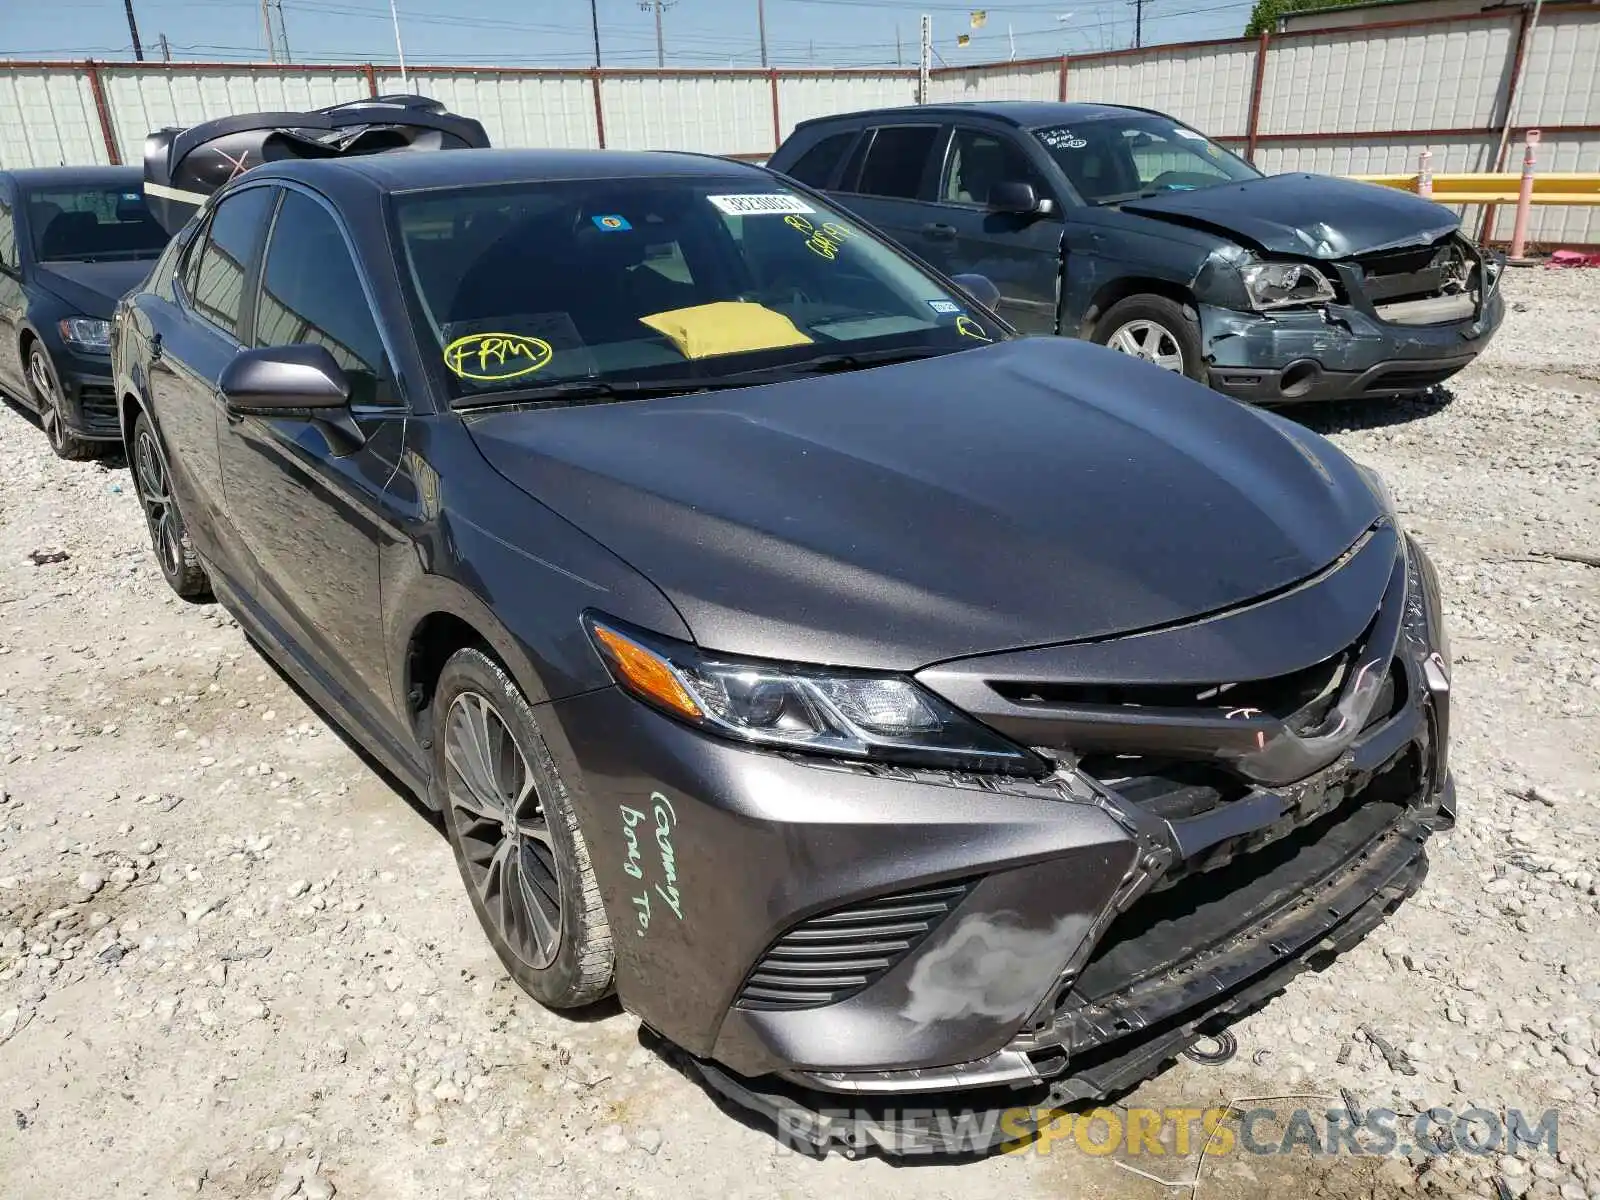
[392,176,1004,402]
[25,186,168,262]
[1032,113,1260,206]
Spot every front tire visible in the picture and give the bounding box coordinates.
[434,648,613,1009]
[1093,294,1207,386]
[28,343,99,461]
[130,411,212,601]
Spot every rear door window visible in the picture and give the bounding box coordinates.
[0,197,16,271]
[852,126,941,199]
[188,186,274,340]
[781,130,858,188]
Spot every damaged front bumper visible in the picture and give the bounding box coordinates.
[543,531,1454,1155]
[1201,252,1506,405]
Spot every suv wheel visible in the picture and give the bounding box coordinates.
[130,411,212,600]
[433,648,613,1009]
[28,344,99,461]
[1094,295,1207,385]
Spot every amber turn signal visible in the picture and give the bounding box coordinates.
[591,623,703,719]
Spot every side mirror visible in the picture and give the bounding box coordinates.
[218,344,365,454]
[987,180,1044,215]
[219,344,351,412]
[950,272,1001,312]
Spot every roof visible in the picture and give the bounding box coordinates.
[5,165,142,188]
[795,100,1147,131]
[250,147,770,193]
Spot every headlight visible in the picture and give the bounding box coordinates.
[58,317,112,353]
[585,616,1042,775]
[1240,261,1336,310]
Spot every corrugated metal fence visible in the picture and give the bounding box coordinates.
[1,0,1596,243]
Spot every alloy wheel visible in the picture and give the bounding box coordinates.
[132,427,185,578]
[444,690,564,971]
[1107,319,1185,373]
[29,350,66,452]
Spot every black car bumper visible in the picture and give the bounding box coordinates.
[1200,284,1505,405]
[52,349,121,442]
[542,532,1453,1151]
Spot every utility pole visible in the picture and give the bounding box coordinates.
[273,0,292,63]
[389,0,409,89]
[757,0,768,68]
[590,0,603,67]
[639,0,676,68]
[896,24,902,65]
[1133,0,1143,48]
[158,31,170,62]
[918,13,930,103]
[260,0,276,62]
[123,0,145,60]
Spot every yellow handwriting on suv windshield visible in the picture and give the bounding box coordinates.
[443,332,554,381]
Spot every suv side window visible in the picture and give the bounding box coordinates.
[782,130,858,188]
[0,194,16,271]
[941,128,1052,207]
[255,189,393,408]
[189,186,274,340]
[851,125,940,199]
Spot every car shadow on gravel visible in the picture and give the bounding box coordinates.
[1277,386,1456,437]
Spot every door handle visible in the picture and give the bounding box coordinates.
[921,222,957,240]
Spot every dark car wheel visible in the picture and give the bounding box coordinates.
[27,343,100,461]
[434,647,613,1009]
[130,411,212,601]
[1093,295,1207,386]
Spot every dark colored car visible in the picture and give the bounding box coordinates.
[0,167,168,457]
[113,147,1454,1156]
[768,101,1505,405]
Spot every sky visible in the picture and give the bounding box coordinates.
[0,0,1259,69]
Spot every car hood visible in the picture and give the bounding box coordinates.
[31,259,156,319]
[1123,173,1460,258]
[467,338,1382,671]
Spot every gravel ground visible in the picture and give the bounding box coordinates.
[0,267,1596,1200]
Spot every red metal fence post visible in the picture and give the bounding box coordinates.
[769,68,781,153]
[1244,30,1269,165]
[591,69,607,149]
[363,64,379,97]
[84,59,122,166]
[1057,55,1068,101]
[1479,6,1533,244]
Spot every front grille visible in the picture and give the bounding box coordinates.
[993,650,1348,728]
[75,383,119,435]
[1078,758,1244,822]
[1354,236,1468,304]
[736,879,974,1011]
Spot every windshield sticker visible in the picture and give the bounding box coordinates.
[592,213,632,231]
[956,315,992,343]
[707,192,817,216]
[927,299,963,315]
[1173,129,1206,140]
[781,212,855,260]
[442,313,596,385]
[1037,126,1087,150]
[444,332,553,382]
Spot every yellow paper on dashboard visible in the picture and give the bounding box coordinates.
[639,301,813,360]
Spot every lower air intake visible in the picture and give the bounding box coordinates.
[736,879,975,1011]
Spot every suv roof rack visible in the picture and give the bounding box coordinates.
[141,94,490,234]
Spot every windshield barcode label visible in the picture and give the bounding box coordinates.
[707,193,817,215]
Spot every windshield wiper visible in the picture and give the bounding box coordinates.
[721,345,952,382]
[451,377,753,411]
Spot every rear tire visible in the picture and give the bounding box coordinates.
[1093,294,1208,386]
[28,343,99,461]
[433,648,614,1009]
[130,411,212,601]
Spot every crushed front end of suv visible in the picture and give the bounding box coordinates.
[112,139,1455,1159]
